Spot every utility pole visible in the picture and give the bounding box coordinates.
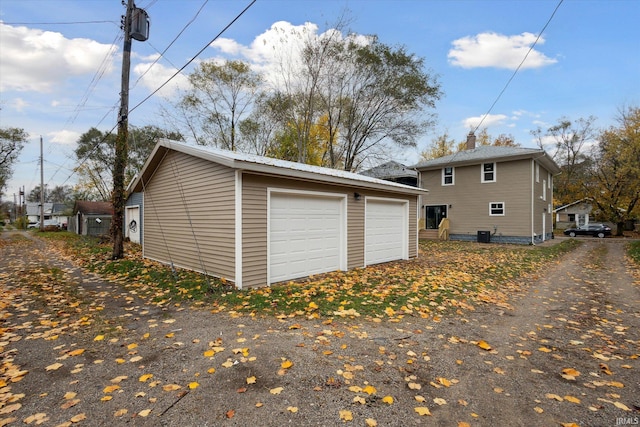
[112,0,148,259]
[40,136,44,232]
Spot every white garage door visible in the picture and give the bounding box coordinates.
[269,192,346,284]
[365,199,407,265]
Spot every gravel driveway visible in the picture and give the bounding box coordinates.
[1,232,638,427]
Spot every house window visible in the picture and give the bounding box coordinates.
[489,202,505,216]
[482,162,496,183]
[535,163,540,182]
[442,167,454,185]
[542,180,547,201]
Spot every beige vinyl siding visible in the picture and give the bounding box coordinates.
[241,173,417,288]
[421,159,533,237]
[143,151,236,280]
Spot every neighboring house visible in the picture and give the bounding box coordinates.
[360,161,418,187]
[69,201,114,236]
[553,199,593,230]
[125,192,143,244]
[25,202,68,227]
[129,139,427,289]
[413,134,561,244]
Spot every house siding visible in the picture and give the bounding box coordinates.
[142,150,236,280]
[241,173,417,288]
[420,159,533,242]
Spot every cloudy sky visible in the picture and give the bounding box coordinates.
[1,0,638,199]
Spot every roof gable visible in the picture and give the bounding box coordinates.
[131,140,428,195]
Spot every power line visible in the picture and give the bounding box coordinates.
[130,0,209,91]
[473,0,564,132]
[129,0,257,114]
[2,20,118,25]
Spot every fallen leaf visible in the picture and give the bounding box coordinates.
[138,409,151,417]
[70,413,86,423]
[382,395,394,404]
[188,382,199,389]
[139,374,153,382]
[339,410,353,421]
[68,349,85,356]
[458,423,471,427]
[365,419,378,427]
[94,335,105,341]
[226,409,235,419]
[103,385,120,393]
[614,401,630,411]
[114,409,128,417]
[353,396,366,404]
[363,385,377,395]
[564,395,581,404]
[534,407,544,413]
[477,340,492,350]
[545,393,563,401]
[162,384,182,392]
[23,413,48,424]
[414,407,432,416]
[433,397,447,405]
[45,363,63,371]
[61,399,80,409]
[270,387,283,395]
[281,359,293,369]
[287,406,298,413]
[408,382,422,390]
[0,403,21,415]
[246,376,256,384]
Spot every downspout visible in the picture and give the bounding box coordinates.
[234,169,243,289]
[531,159,536,245]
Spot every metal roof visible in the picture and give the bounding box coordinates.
[130,139,428,195]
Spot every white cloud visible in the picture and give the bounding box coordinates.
[448,32,557,70]
[131,61,190,99]
[48,129,80,145]
[463,114,508,129]
[0,23,117,92]
[208,21,365,90]
[9,97,29,112]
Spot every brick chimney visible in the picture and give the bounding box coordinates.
[466,131,476,150]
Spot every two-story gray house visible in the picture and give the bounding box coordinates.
[413,134,561,244]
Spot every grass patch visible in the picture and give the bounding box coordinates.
[627,240,640,265]
[41,233,581,319]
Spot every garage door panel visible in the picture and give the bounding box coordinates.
[269,193,345,283]
[366,200,407,265]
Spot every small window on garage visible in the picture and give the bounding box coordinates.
[482,162,496,183]
[489,202,505,216]
[442,167,454,185]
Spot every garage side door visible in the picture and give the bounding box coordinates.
[125,206,141,244]
[365,199,407,265]
[269,192,346,284]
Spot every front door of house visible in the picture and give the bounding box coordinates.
[425,205,447,229]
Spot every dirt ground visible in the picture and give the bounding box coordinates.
[1,232,639,427]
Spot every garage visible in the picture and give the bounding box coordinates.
[365,198,408,265]
[269,191,347,284]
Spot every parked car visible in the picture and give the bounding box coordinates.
[563,223,612,238]
[28,219,61,229]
